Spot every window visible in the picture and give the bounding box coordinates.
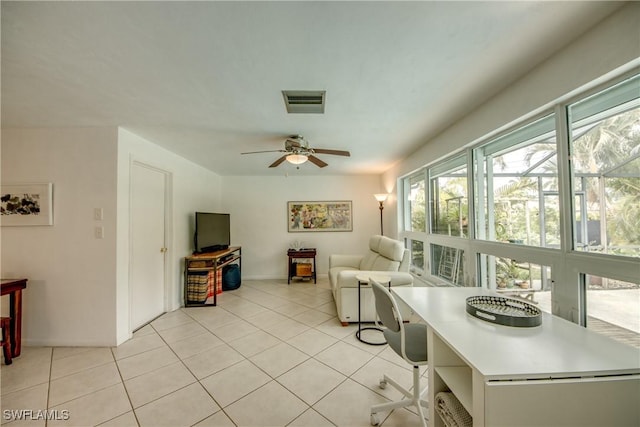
[474,115,559,247]
[430,155,468,237]
[431,244,465,286]
[409,239,425,274]
[406,172,426,232]
[583,273,639,348]
[568,75,640,259]
[480,254,552,311]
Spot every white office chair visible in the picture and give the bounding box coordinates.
[369,278,428,427]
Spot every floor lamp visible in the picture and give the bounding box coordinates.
[374,193,388,235]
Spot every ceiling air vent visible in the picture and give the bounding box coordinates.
[282,90,326,114]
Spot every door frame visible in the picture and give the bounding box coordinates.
[128,160,173,333]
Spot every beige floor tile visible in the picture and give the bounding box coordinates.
[156,321,207,344]
[200,360,271,408]
[350,356,414,401]
[193,410,236,426]
[224,381,308,427]
[270,301,314,318]
[124,361,196,408]
[0,347,52,395]
[209,320,260,342]
[315,341,374,376]
[52,347,94,361]
[183,307,240,327]
[260,318,310,341]
[287,328,338,356]
[313,378,389,427]
[249,342,309,378]
[150,310,194,331]
[221,300,269,318]
[315,318,358,340]
[226,330,282,358]
[97,411,139,426]
[111,332,165,360]
[48,383,131,427]
[49,362,121,406]
[116,346,178,380]
[0,382,48,425]
[167,331,224,360]
[292,309,335,327]
[277,358,346,405]
[243,310,289,328]
[182,343,244,379]
[134,383,219,427]
[379,406,428,427]
[50,348,113,380]
[288,408,335,427]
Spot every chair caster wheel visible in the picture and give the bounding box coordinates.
[371,413,380,426]
[379,379,387,389]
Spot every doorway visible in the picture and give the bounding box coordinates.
[130,162,169,331]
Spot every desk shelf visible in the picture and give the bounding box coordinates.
[435,367,473,414]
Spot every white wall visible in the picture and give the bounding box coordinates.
[385,2,640,184]
[1,127,119,346]
[116,128,222,344]
[221,174,386,279]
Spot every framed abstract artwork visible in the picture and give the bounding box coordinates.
[1,183,53,226]
[288,200,352,232]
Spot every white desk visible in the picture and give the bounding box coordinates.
[393,287,640,427]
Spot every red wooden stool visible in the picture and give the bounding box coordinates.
[0,317,12,365]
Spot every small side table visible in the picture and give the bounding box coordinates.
[287,248,317,284]
[355,274,390,346]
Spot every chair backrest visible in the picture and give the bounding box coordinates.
[371,279,402,333]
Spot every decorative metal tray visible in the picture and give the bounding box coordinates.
[466,295,542,327]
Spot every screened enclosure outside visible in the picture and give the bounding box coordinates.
[406,173,426,233]
[568,74,640,259]
[431,244,465,286]
[473,115,560,248]
[430,155,468,238]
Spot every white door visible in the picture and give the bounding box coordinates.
[130,163,167,330]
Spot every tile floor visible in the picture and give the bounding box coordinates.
[1,278,428,427]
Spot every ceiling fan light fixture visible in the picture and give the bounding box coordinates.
[286,153,308,165]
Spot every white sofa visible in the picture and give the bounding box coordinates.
[329,235,414,325]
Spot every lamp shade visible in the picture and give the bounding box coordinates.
[374,193,388,202]
[286,154,308,165]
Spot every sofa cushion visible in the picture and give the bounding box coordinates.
[360,250,379,270]
[370,256,400,271]
[377,237,405,262]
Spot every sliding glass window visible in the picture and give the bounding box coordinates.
[473,115,559,248]
[567,74,640,259]
[406,172,426,232]
[430,154,468,237]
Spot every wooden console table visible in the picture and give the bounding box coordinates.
[184,247,241,307]
[1,278,27,357]
[287,248,316,284]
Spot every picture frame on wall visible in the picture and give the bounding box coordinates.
[1,183,53,226]
[288,200,352,232]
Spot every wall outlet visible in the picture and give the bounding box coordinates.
[94,226,104,239]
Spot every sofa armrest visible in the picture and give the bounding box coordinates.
[329,254,363,270]
[335,270,414,288]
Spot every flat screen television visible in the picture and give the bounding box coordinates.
[194,212,230,253]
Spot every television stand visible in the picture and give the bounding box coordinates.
[184,246,241,307]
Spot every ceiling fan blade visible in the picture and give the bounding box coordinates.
[269,155,288,168]
[241,150,286,155]
[307,155,328,168]
[312,148,351,157]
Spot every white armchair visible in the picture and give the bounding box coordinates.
[329,235,414,325]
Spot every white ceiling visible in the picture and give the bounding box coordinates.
[1,1,622,176]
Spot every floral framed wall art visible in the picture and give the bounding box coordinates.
[1,183,53,226]
[288,200,352,232]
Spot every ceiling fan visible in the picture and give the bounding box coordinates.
[241,135,350,168]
